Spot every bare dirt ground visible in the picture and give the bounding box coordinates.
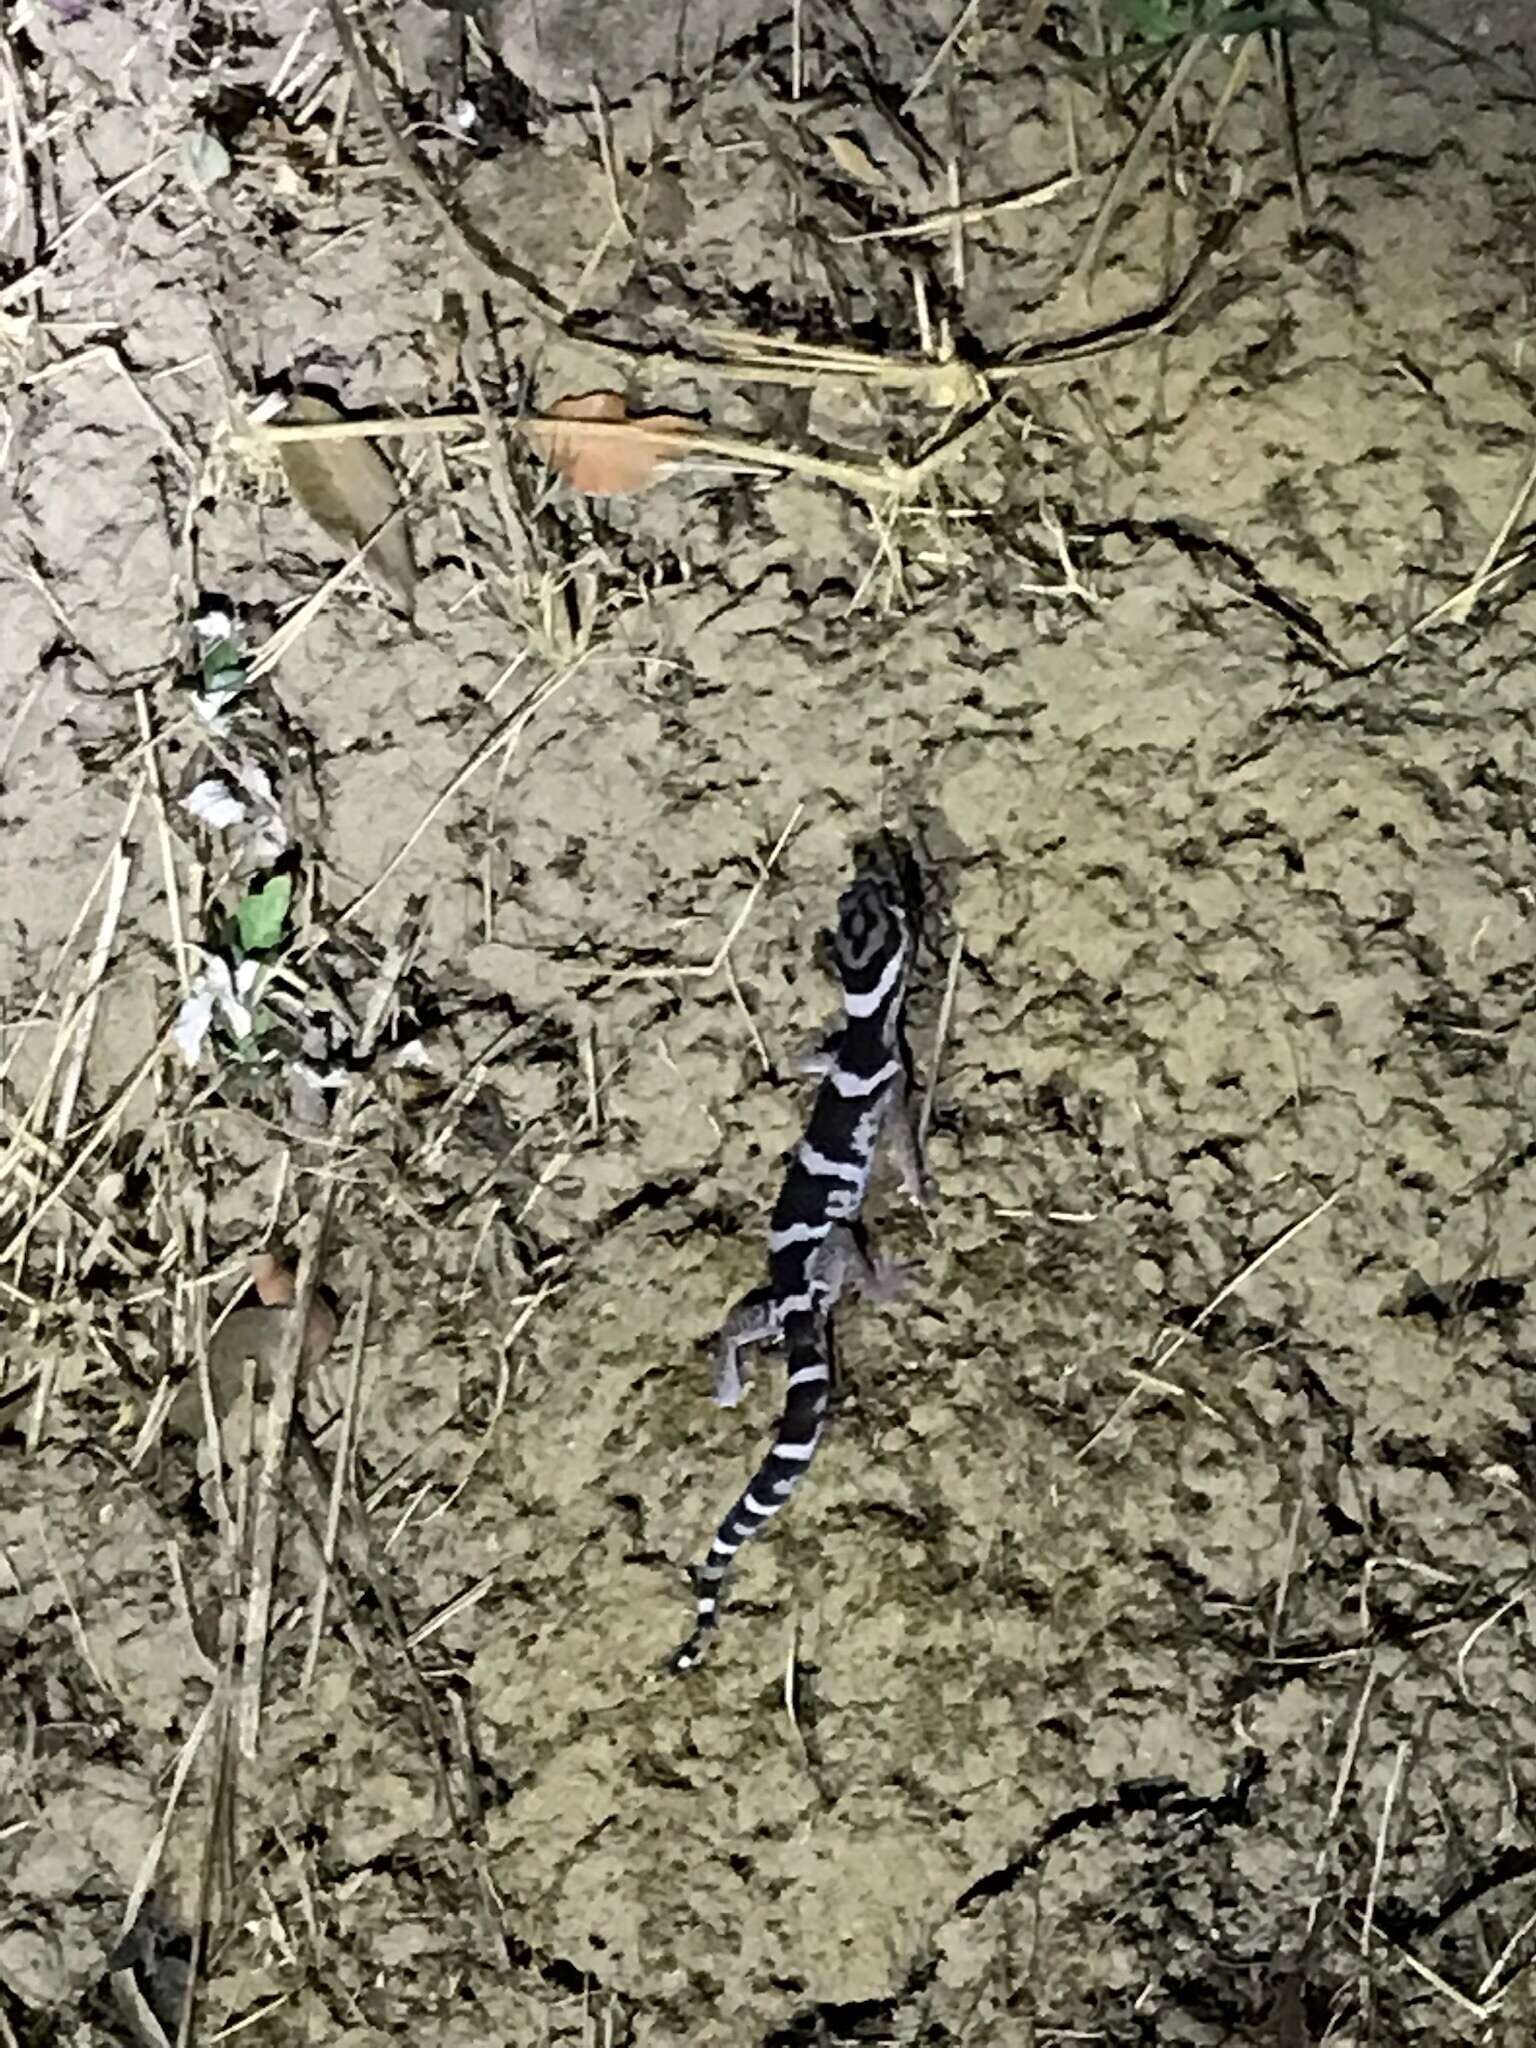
[4,1,1536,2041]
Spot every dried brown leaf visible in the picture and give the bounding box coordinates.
[527,390,699,496]
[825,133,888,190]
[278,393,417,606]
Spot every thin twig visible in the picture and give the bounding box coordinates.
[623,805,805,983]
[902,0,984,112]
[831,172,1078,244]
[1074,35,1210,293]
[1077,1185,1344,1458]
[332,660,585,930]
[238,1189,335,1758]
[1360,1739,1409,1958]
[300,1269,371,1693]
[918,929,963,1153]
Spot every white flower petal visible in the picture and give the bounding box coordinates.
[182,778,247,830]
[173,989,217,1066]
[235,763,277,807]
[218,993,254,1039]
[193,694,232,731]
[202,957,236,1002]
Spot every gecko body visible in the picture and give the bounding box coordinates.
[672,868,922,1671]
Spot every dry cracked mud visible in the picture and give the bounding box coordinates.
[3,1,1536,2043]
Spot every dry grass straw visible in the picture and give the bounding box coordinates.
[1358,1736,1408,1960]
[706,212,1231,410]
[307,0,1235,537]
[1074,34,1211,294]
[1078,1184,1345,1458]
[0,754,173,1293]
[29,342,193,471]
[1380,439,1536,657]
[830,170,1079,246]
[587,83,631,241]
[236,398,1009,509]
[167,1186,528,1980]
[0,148,175,308]
[330,656,586,931]
[1,1029,170,1269]
[918,928,963,1155]
[237,1194,334,1759]
[900,0,997,112]
[622,803,804,985]
[300,1267,371,1693]
[46,845,130,1147]
[135,685,193,994]
[1352,1909,1509,2022]
[423,1269,561,1521]
[1454,1577,1532,1708]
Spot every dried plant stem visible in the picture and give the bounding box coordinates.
[49,843,131,1146]
[625,804,805,984]
[238,1187,336,1758]
[832,172,1078,245]
[918,930,964,1153]
[332,659,585,931]
[301,1269,371,1693]
[1073,34,1210,292]
[901,0,984,111]
[1077,1185,1344,1458]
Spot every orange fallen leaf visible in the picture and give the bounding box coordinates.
[250,1249,338,1364]
[527,391,700,496]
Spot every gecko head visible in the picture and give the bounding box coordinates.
[833,877,908,1000]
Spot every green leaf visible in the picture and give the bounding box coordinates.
[1096,0,1480,61]
[181,129,232,191]
[1110,0,1206,39]
[236,876,293,954]
[200,637,247,690]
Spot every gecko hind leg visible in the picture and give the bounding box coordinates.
[712,1286,778,1409]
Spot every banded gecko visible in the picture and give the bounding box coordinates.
[672,864,924,1671]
